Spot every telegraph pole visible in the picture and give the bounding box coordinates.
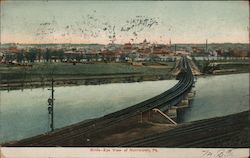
[48,78,55,132]
[51,78,54,131]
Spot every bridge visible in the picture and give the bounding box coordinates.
[3,57,194,146]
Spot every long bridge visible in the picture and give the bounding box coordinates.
[4,57,195,146]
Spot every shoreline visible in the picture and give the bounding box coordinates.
[0,73,174,90]
[1,71,248,91]
[197,71,249,78]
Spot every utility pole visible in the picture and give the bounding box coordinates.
[48,78,55,132]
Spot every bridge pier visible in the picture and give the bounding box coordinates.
[137,88,196,125]
[188,90,195,99]
[176,89,196,108]
[166,108,177,120]
[165,89,196,123]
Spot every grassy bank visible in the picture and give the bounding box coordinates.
[191,58,250,74]
[0,62,175,89]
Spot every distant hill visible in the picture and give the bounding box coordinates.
[0,43,249,51]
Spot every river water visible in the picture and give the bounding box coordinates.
[194,56,250,60]
[0,80,177,143]
[182,73,249,122]
[0,73,249,143]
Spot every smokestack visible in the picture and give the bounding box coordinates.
[169,39,172,51]
[206,39,208,53]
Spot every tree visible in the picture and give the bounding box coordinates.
[95,53,100,62]
[4,54,14,63]
[149,54,159,62]
[76,54,81,62]
[44,49,52,62]
[58,50,64,62]
[17,52,25,63]
[120,53,128,62]
[24,52,30,63]
[37,49,42,62]
[29,49,37,63]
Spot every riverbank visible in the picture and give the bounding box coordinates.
[2,59,248,90]
[191,58,250,75]
[0,73,174,90]
[0,62,175,90]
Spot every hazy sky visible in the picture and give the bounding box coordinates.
[0,1,249,44]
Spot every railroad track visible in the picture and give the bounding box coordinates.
[118,110,249,147]
[4,57,194,146]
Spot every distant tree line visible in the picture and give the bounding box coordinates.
[4,49,123,63]
[4,48,65,63]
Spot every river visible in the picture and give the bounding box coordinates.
[182,73,249,122]
[0,80,177,143]
[194,56,250,60]
[0,73,249,143]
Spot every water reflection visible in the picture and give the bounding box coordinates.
[182,73,249,122]
[0,80,177,143]
[1,73,248,143]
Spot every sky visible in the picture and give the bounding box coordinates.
[0,1,249,44]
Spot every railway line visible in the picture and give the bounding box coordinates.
[119,110,250,147]
[4,57,194,146]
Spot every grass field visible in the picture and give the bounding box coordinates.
[0,62,175,81]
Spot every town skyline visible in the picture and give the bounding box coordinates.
[1,41,250,45]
